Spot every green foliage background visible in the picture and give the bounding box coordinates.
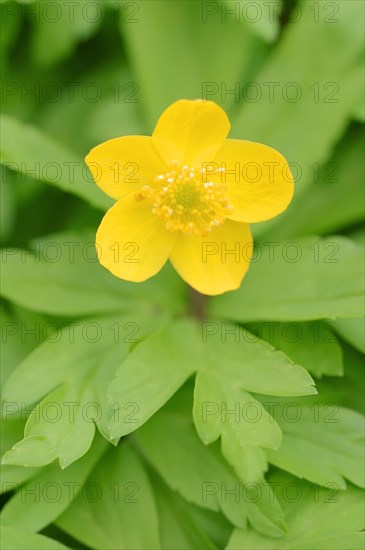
[0,1,364,549]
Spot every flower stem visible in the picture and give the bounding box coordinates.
[188,287,207,319]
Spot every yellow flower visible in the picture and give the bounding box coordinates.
[85,100,293,295]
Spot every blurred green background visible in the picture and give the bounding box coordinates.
[0,2,364,549]
[1,0,364,247]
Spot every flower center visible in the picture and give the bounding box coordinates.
[135,161,233,236]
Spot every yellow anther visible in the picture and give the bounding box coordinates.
[137,160,233,235]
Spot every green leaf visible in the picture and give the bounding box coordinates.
[194,372,281,484]
[0,3,21,72]
[259,126,365,240]
[292,533,365,550]
[227,472,365,549]
[2,315,162,468]
[232,1,364,196]
[219,0,281,43]
[2,385,95,469]
[198,324,316,396]
[151,472,224,550]
[0,408,40,492]
[0,526,68,550]
[210,237,364,322]
[0,305,47,387]
[262,399,365,489]
[336,317,365,353]
[247,321,343,378]
[0,413,40,492]
[56,442,160,550]
[1,464,40,496]
[107,318,201,439]
[1,231,186,316]
[0,165,16,240]
[38,61,143,155]
[193,325,315,483]
[30,1,104,68]
[0,434,107,532]
[134,386,286,538]
[0,114,111,210]
[349,227,365,246]
[119,0,269,126]
[314,343,364,415]
[352,90,365,122]
[186,500,232,550]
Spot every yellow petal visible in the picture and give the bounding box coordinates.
[152,99,230,167]
[210,140,294,223]
[85,136,167,200]
[96,195,176,281]
[169,221,252,295]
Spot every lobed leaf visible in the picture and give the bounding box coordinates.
[107,318,201,439]
[336,317,365,354]
[232,0,364,198]
[0,115,111,210]
[134,386,287,538]
[0,435,107,532]
[1,231,186,316]
[56,442,160,550]
[210,237,364,322]
[262,399,365,489]
[0,526,68,550]
[193,324,315,483]
[2,315,164,468]
[227,471,365,549]
[247,321,343,378]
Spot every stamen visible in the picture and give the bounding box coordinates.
[135,161,233,236]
